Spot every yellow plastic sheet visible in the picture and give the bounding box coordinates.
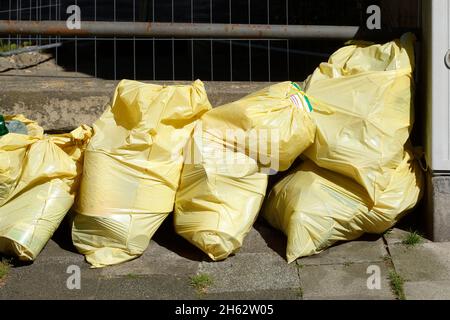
[175,81,316,261]
[50,124,95,192]
[72,79,212,267]
[263,34,423,263]
[303,33,416,201]
[263,150,423,263]
[0,117,91,261]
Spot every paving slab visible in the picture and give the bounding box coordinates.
[383,228,431,246]
[238,222,286,257]
[299,262,395,300]
[197,253,300,294]
[149,217,208,263]
[32,238,83,264]
[296,237,388,266]
[202,289,302,300]
[404,280,450,300]
[388,243,450,282]
[0,259,102,300]
[101,240,200,278]
[95,275,197,300]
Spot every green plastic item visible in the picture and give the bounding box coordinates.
[0,115,9,136]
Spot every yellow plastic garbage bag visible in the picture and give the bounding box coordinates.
[0,115,43,207]
[174,128,268,261]
[0,117,92,261]
[263,149,423,263]
[199,81,316,172]
[174,81,316,261]
[50,124,94,191]
[303,33,416,201]
[72,79,212,267]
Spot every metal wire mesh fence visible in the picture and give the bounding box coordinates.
[0,0,418,81]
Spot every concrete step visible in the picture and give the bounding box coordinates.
[0,76,270,131]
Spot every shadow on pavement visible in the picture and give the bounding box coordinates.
[152,214,208,263]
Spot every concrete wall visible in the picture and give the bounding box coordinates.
[0,77,269,131]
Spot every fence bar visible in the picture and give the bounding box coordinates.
[0,41,61,56]
[0,20,360,39]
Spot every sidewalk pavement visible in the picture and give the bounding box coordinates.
[1,218,450,300]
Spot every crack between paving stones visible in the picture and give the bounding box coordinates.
[294,260,304,300]
[92,277,102,300]
[295,260,385,267]
[382,235,396,269]
[382,235,392,257]
[382,234,405,300]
